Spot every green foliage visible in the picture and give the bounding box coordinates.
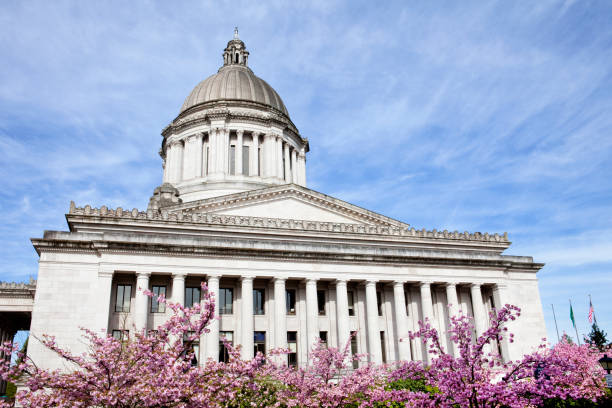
[586,323,609,352]
[541,388,612,407]
[224,376,284,408]
[4,381,16,398]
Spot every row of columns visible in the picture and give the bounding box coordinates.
[130,272,507,364]
[163,129,306,186]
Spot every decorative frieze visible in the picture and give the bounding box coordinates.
[68,201,509,243]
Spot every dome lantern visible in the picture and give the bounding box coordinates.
[223,27,249,67]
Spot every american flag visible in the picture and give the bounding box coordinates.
[588,300,594,323]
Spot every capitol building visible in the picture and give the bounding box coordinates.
[0,31,547,376]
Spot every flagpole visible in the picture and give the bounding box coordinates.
[570,299,581,345]
[551,304,560,342]
[589,294,597,324]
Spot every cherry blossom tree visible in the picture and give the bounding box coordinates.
[0,283,608,408]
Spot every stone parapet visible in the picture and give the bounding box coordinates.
[68,201,509,244]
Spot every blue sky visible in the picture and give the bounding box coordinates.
[1,0,611,346]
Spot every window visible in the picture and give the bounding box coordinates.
[282,155,286,180]
[185,287,201,308]
[219,288,233,314]
[351,331,358,369]
[348,291,355,316]
[286,289,296,314]
[405,290,410,316]
[235,53,239,63]
[287,331,297,366]
[377,291,383,316]
[380,332,387,363]
[112,330,129,341]
[317,290,326,315]
[115,284,132,312]
[219,331,233,363]
[229,145,236,175]
[253,288,265,315]
[258,147,262,176]
[183,331,199,367]
[319,331,328,348]
[205,146,210,175]
[242,145,249,175]
[150,285,166,313]
[254,331,266,355]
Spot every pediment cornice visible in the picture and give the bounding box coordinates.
[165,184,407,227]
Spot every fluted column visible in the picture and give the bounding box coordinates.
[195,133,203,178]
[209,129,218,176]
[365,280,382,364]
[276,137,284,180]
[335,280,351,355]
[445,283,459,356]
[236,130,243,175]
[205,275,220,361]
[175,142,184,182]
[166,142,176,183]
[291,149,298,183]
[393,281,411,361]
[305,278,319,363]
[274,278,287,363]
[283,143,291,182]
[298,153,306,186]
[183,135,194,180]
[492,283,510,361]
[219,128,229,174]
[263,133,274,178]
[134,272,151,332]
[419,281,434,362]
[470,284,487,337]
[252,133,260,176]
[241,277,254,360]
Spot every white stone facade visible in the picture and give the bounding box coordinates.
[23,31,547,371]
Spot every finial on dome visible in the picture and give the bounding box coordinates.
[234,27,239,40]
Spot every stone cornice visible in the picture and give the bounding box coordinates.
[0,280,37,299]
[66,197,509,246]
[31,233,541,271]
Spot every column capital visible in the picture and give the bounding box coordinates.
[172,272,187,279]
[419,280,433,287]
[273,277,287,284]
[207,274,221,282]
[236,129,244,136]
[335,278,348,285]
[241,276,254,283]
[445,282,458,288]
[365,279,378,287]
[136,272,151,278]
[470,282,483,289]
[305,277,319,283]
[393,281,406,288]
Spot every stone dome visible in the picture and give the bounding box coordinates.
[179,29,289,117]
[179,65,289,116]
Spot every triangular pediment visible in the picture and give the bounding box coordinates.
[166,184,408,227]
